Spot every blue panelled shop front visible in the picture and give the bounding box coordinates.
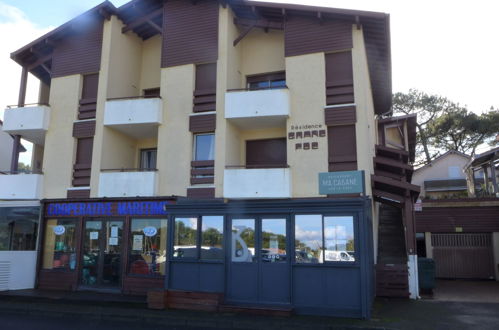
[38,197,374,318]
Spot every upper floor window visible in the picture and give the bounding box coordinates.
[246,138,287,168]
[247,71,286,90]
[140,148,157,170]
[194,133,215,161]
[143,88,160,98]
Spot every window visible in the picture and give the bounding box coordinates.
[194,134,215,161]
[42,219,77,270]
[246,138,287,168]
[231,219,256,262]
[129,219,167,276]
[247,71,286,90]
[0,207,39,251]
[174,216,224,260]
[448,166,461,178]
[140,149,157,170]
[261,219,287,263]
[295,215,355,263]
[143,87,160,98]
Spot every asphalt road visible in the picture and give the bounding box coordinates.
[0,313,222,330]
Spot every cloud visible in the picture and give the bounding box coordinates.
[0,2,53,163]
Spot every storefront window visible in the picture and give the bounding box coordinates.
[261,219,287,263]
[0,207,39,251]
[294,215,322,263]
[42,219,77,270]
[129,218,167,276]
[295,215,355,264]
[324,216,355,262]
[201,216,224,260]
[231,219,255,262]
[173,216,225,260]
[174,217,198,258]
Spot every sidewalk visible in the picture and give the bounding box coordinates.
[0,294,498,330]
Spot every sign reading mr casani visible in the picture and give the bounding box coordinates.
[319,171,365,195]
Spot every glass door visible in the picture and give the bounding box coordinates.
[227,216,290,305]
[81,219,124,289]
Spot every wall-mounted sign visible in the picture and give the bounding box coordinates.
[46,201,172,217]
[53,225,66,236]
[414,199,422,212]
[455,227,463,233]
[319,171,365,195]
[143,226,158,237]
[288,123,326,151]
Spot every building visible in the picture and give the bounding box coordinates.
[412,150,471,199]
[465,147,499,197]
[1,0,419,318]
[0,118,39,291]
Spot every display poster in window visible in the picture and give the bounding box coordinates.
[111,226,118,238]
[90,232,99,240]
[53,225,65,236]
[109,237,118,246]
[133,235,143,251]
[143,226,157,237]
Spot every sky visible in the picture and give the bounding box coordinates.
[1,0,498,164]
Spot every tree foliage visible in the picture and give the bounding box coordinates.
[392,89,498,165]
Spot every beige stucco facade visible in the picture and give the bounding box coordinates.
[42,75,81,198]
[27,5,382,203]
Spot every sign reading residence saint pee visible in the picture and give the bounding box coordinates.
[319,171,365,195]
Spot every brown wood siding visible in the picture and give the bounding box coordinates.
[189,114,216,133]
[325,51,354,106]
[161,0,219,68]
[79,73,99,119]
[327,125,357,171]
[285,15,352,57]
[246,138,287,168]
[52,18,103,77]
[72,120,96,138]
[416,206,499,233]
[38,270,77,291]
[324,106,356,126]
[375,264,409,298]
[187,188,215,199]
[73,137,94,187]
[194,63,217,113]
[123,276,165,296]
[66,189,90,199]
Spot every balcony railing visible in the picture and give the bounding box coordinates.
[223,166,291,199]
[104,96,162,139]
[98,169,158,197]
[225,87,289,129]
[0,172,44,199]
[2,104,51,145]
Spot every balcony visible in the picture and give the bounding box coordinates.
[225,88,289,129]
[98,170,158,197]
[0,173,44,199]
[2,104,50,145]
[104,97,162,139]
[223,167,291,199]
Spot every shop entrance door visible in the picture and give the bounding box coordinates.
[227,216,290,305]
[80,219,124,289]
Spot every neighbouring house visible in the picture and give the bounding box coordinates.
[414,147,499,283]
[0,0,420,318]
[412,150,472,199]
[465,147,499,197]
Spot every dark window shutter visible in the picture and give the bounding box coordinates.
[325,51,354,106]
[327,125,357,171]
[246,138,287,168]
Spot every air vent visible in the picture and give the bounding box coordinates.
[0,261,11,291]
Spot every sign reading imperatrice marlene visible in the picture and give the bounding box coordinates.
[319,171,365,195]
